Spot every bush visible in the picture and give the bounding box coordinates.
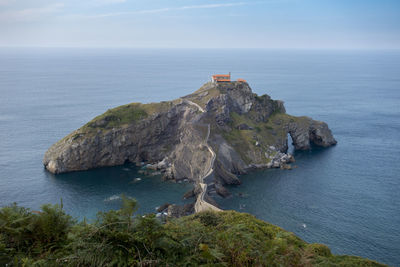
[31,204,75,250]
[0,202,74,265]
[193,211,223,226]
[306,243,332,258]
[0,203,33,254]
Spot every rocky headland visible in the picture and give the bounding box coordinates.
[44,81,336,213]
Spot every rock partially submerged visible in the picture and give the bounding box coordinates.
[167,203,194,217]
[44,81,336,207]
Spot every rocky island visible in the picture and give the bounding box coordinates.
[44,80,336,213]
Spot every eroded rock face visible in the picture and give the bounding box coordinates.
[288,118,337,150]
[43,81,337,198]
[43,103,192,173]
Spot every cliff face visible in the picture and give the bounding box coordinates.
[44,81,336,198]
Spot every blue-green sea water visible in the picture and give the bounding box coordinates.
[0,48,399,266]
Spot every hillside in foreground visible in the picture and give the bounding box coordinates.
[0,200,385,266]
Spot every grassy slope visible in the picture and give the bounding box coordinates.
[221,111,308,164]
[83,100,179,131]
[0,203,386,266]
[53,99,182,145]
[178,211,385,266]
[188,87,221,109]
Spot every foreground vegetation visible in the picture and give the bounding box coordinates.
[0,197,385,266]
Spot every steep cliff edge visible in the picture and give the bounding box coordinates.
[44,81,336,202]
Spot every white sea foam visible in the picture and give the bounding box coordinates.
[104,195,121,202]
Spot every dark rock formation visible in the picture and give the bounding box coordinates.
[183,189,195,199]
[215,183,231,198]
[287,118,337,150]
[157,203,171,213]
[167,203,194,217]
[214,160,241,185]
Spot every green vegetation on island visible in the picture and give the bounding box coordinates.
[0,199,384,266]
[83,101,179,131]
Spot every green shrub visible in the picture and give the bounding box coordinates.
[193,211,223,226]
[0,203,33,253]
[31,204,75,250]
[0,202,74,265]
[306,243,332,257]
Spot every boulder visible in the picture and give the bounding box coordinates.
[215,183,231,198]
[167,204,194,218]
[157,203,171,213]
[183,189,195,199]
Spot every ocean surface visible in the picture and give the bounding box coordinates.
[0,48,399,266]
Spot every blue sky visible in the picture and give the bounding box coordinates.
[0,0,399,49]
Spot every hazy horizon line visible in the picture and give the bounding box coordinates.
[1,45,399,51]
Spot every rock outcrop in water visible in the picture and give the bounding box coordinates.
[44,81,336,207]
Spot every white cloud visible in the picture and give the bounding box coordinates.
[0,3,64,22]
[79,2,246,18]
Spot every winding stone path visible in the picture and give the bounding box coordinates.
[182,99,221,212]
[182,99,205,113]
[194,124,221,212]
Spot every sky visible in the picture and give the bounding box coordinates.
[0,0,399,49]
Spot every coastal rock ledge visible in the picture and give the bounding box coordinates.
[44,81,336,198]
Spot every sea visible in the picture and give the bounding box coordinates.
[0,48,399,266]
